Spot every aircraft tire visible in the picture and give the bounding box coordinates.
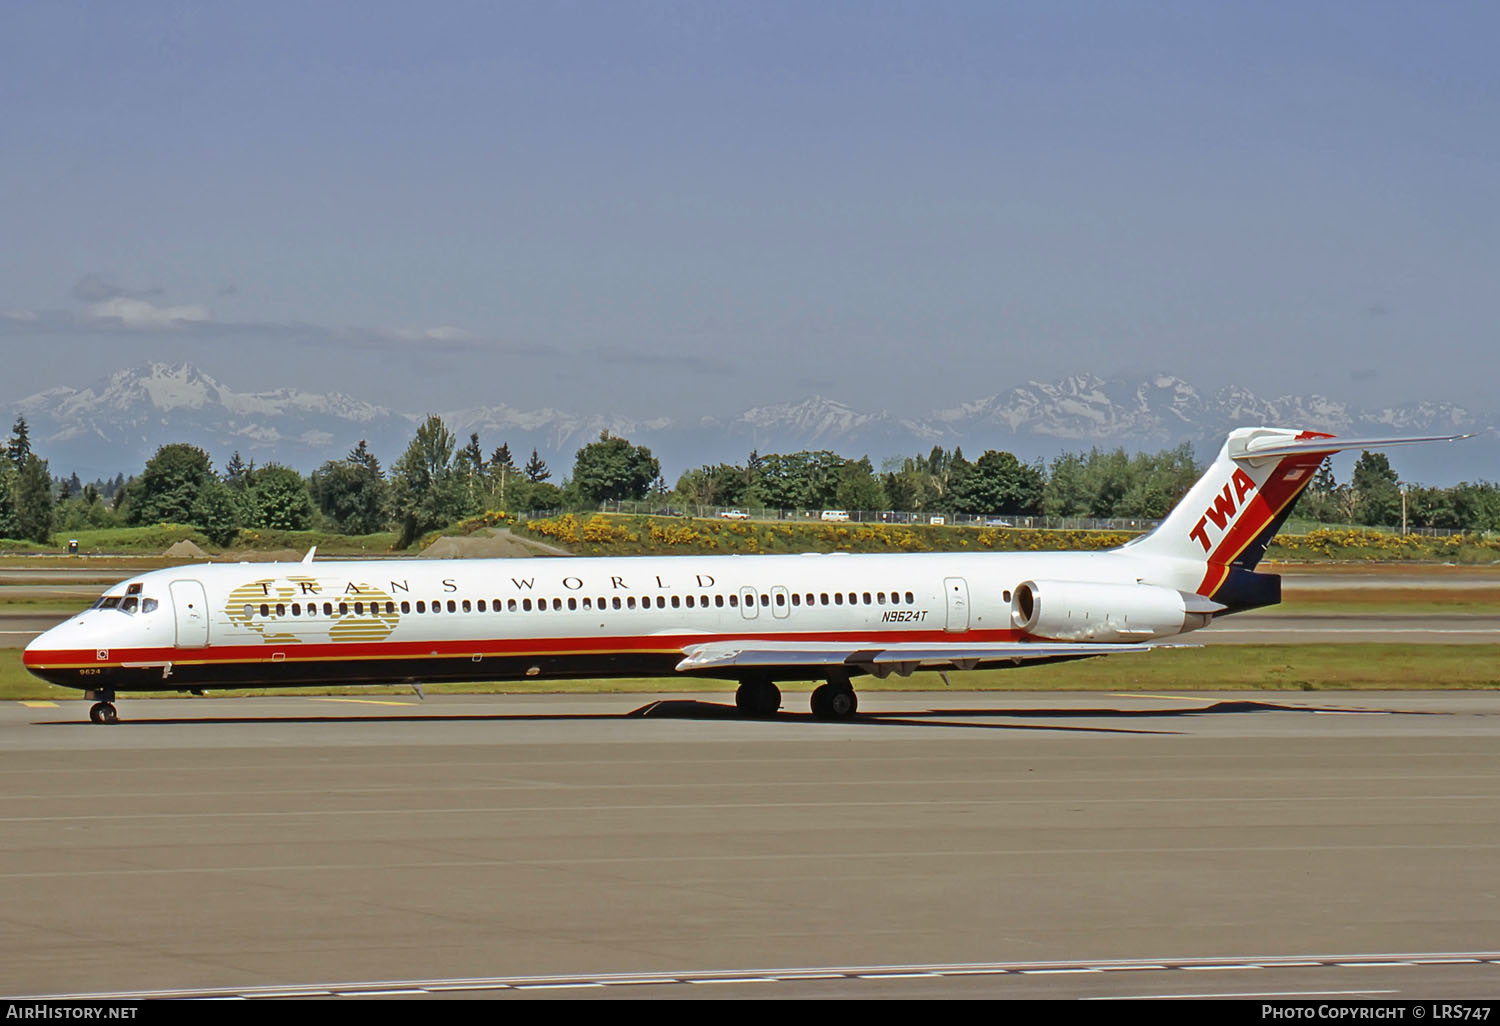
[90,702,118,725]
[735,679,781,718]
[810,683,858,720]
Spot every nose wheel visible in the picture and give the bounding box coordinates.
[86,690,119,724]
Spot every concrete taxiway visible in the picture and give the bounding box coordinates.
[4,690,1500,1000]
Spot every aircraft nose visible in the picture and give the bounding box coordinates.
[21,619,91,686]
[23,619,77,670]
[23,622,56,667]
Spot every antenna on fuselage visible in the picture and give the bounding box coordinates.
[301,546,316,563]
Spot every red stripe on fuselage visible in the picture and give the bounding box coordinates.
[23,626,1024,670]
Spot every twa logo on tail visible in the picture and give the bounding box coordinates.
[1188,469,1258,553]
[1129,426,1470,577]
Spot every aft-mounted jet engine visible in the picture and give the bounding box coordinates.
[1010,580,1222,643]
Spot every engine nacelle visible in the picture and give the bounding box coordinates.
[1010,579,1216,643]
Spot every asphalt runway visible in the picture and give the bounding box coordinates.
[4,690,1500,1000]
[1198,613,1500,644]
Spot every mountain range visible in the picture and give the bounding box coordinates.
[8,362,1493,484]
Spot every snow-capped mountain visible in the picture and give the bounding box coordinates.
[12,364,411,478]
[442,403,674,456]
[6,361,1493,482]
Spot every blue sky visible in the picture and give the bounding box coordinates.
[3,1,1497,423]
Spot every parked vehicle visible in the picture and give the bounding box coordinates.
[718,509,750,520]
[820,510,850,522]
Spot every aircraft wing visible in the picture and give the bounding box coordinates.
[677,639,1160,677]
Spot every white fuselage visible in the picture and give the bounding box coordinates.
[23,547,1202,692]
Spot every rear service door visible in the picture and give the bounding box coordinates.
[170,579,210,648]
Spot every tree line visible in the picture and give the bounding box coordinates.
[3,414,1498,546]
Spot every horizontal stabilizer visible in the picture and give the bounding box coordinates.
[1232,432,1472,460]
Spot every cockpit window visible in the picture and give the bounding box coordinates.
[93,593,156,614]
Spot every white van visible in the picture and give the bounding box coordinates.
[820,510,850,522]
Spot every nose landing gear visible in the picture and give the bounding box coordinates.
[85,690,118,724]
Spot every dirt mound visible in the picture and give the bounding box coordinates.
[420,528,566,559]
[163,539,208,559]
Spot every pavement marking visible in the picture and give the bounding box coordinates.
[1089,990,1401,1001]
[19,701,57,708]
[309,697,418,707]
[1110,693,1214,702]
[10,952,1498,1001]
[9,840,1500,881]
[1181,963,1263,971]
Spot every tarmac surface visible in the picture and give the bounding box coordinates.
[5,690,1500,1000]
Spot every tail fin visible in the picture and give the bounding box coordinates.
[1125,427,1470,602]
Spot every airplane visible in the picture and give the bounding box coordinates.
[22,427,1468,724]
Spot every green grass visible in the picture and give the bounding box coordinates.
[17,524,401,557]
[8,644,1500,703]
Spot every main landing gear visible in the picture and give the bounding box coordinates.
[810,680,858,720]
[86,689,118,724]
[735,676,781,718]
[734,675,860,721]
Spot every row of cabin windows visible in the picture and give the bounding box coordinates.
[248,589,920,620]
